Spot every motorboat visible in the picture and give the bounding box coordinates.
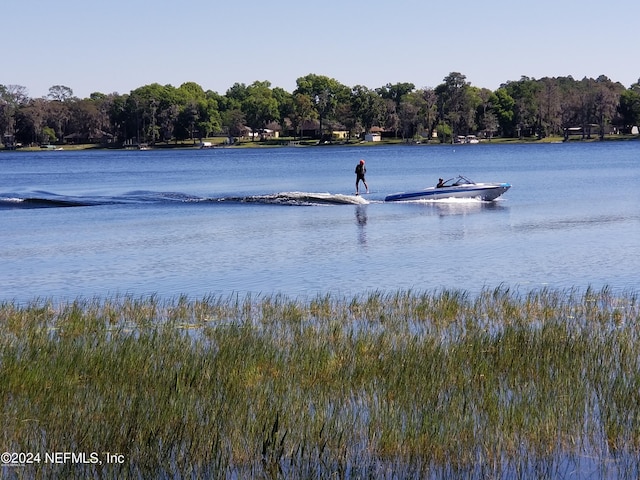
[384,175,511,202]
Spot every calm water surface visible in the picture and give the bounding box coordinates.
[1,142,639,303]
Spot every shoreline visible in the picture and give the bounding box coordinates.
[3,133,639,152]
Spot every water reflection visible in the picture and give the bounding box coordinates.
[435,200,505,214]
[403,199,510,217]
[355,205,368,245]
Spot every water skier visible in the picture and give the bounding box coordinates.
[355,159,369,195]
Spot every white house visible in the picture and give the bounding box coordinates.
[364,132,381,142]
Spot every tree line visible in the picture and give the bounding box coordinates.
[2,72,640,147]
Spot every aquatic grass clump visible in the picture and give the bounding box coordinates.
[1,287,640,478]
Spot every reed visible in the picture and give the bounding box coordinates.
[1,287,639,478]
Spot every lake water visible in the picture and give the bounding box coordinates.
[1,142,639,303]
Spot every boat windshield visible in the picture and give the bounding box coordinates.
[441,175,475,187]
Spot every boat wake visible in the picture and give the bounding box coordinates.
[0,191,110,209]
[0,191,369,209]
[215,192,369,206]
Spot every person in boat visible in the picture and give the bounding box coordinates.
[355,159,369,195]
[436,178,445,188]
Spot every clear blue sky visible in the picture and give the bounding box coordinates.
[5,0,639,99]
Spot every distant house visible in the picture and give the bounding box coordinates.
[332,130,349,140]
[64,131,114,144]
[261,128,279,139]
[300,119,320,138]
[240,127,280,140]
[364,132,381,142]
[2,134,16,149]
[564,124,615,139]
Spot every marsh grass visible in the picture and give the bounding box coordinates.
[1,287,640,478]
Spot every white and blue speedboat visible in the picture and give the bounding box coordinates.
[385,175,511,202]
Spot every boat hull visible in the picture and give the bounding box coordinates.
[384,183,511,202]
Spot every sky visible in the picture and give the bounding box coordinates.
[4,0,639,99]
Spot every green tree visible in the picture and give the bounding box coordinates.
[175,83,203,141]
[126,83,182,143]
[350,85,384,134]
[376,82,415,139]
[44,99,70,143]
[435,72,478,141]
[106,93,129,143]
[294,74,348,138]
[289,93,315,139]
[397,90,428,141]
[382,98,400,138]
[178,81,205,101]
[0,84,28,140]
[88,92,118,141]
[224,83,249,111]
[175,83,221,140]
[376,82,415,106]
[592,76,623,140]
[158,103,180,142]
[67,98,104,142]
[504,76,540,138]
[557,76,580,138]
[42,125,56,143]
[619,82,640,133]
[574,77,597,139]
[47,85,75,102]
[242,81,279,141]
[435,121,453,144]
[418,88,438,141]
[202,90,222,135]
[16,98,48,144]
[475,87,494,138]
[534,78,562,138]
[219,83,249,137]
[271,86,293,134]
[334,100,357,140]
[398,98,419,140]
[492,88,515,137]
[177,101,199,141]
[222,109,245,138]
